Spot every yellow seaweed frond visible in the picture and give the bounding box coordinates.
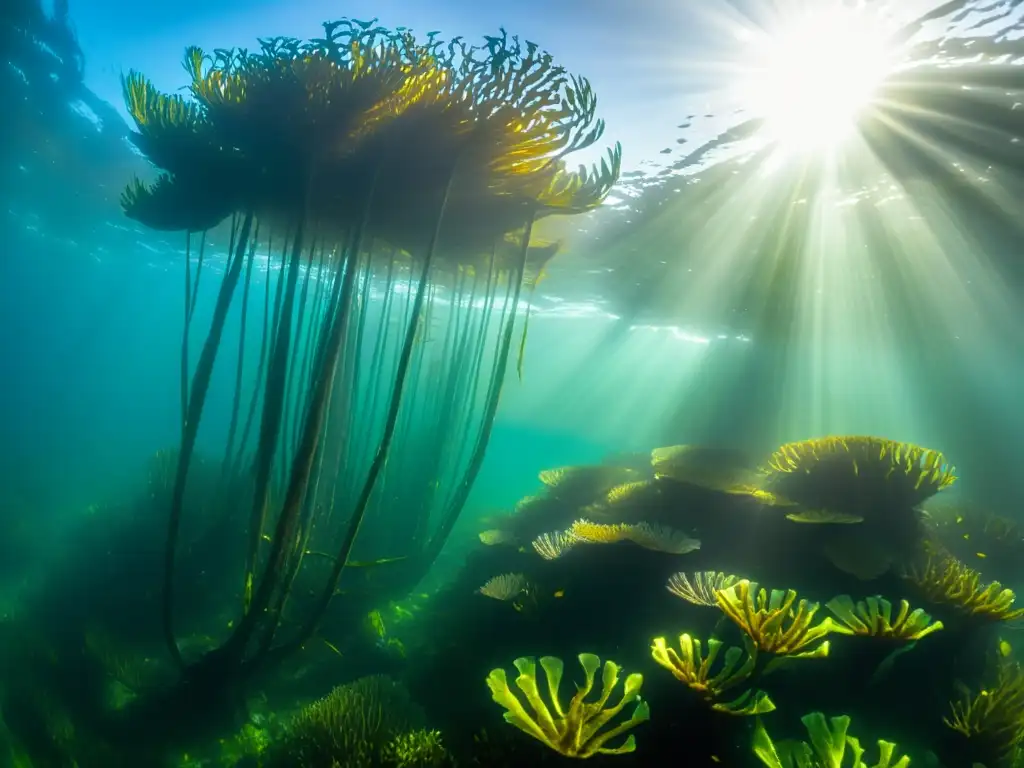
[123,22,620,245]
[605,480,652,506]
[478,573,530,602]
[535,143,622,213]
[727,486,797,507]
[650,445,753,490]
[122,70,206,134]
[785,509,864,524]
[945,660,1024,765]
[539,466,638,499]
[753,712,910,768]
[568,519,700,555]
[570,519,632,544]
[532,530,578,560]
[280,675,426,765]
[380,728,449,767]
[627,522,701,554]
[478,529,518,546]
[763,435,956,510]
[907,552,1024,622]
[715,580,833,659]
[538,467,573,487]
[514,495,543,513]
[826,595,944,641]
[667,571,741,607]
[485,653,649,758]
[651,634,774,716]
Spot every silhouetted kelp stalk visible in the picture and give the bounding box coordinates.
[119,18,619,728]
[343,232,535,561]
[179,227,207,438]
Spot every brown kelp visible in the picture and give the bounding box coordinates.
[120,17,618,731]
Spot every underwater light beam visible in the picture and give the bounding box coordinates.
[731,1,901,156]
[587,0,1024,455]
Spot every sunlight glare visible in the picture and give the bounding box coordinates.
[735,3,898,152]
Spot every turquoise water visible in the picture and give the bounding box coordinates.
[4,0,1024,766]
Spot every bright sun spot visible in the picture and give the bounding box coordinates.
[734,3,899,152]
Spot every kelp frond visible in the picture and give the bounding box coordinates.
[120,173,236,232]
[478,529,518,547]
[628,522,700,554]
[122,20,621,247]
[650,634,774,716]
[273,675,426,765]
[907,552,1024,622]
[536,143,622,213]
[753,712,910,768]
[604,480,653,507]
[945,660,1024,766]
[531,530,578,561]
[478,573,530,602]
[380,729,449,767]
[650,445,753,490]
[826,595,944,641]
[763,435,956,510]
[539,466,638,499]
[715,580,833,659]
[485,653,649,758]
[569,519,631,544]
[667,571,741,608]
[568,519,700,555]
[122,70,206,134]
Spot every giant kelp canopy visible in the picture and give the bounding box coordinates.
[122,21,619,254]
[119,16,620,712]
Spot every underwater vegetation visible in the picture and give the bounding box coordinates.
[0,9,629,765]
[391,433,1024,766]
[922,500,1024,583]
[9,363,1024,768]
[48,11,622,760]
[943,658,1024,767]
[262,675,450,767]
[486,653,649,757]
[753,712,911,768]
[650,633,774,716]
[902,540,1024,629]
[6,0,1024,765]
